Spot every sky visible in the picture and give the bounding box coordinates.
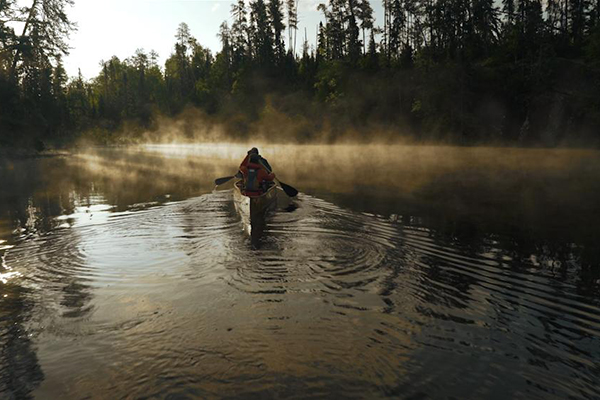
[63,0,384,79]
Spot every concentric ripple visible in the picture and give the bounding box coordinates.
[1,187,599,399]
[226,195,399,301]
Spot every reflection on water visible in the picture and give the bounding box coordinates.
[0,144,599,399]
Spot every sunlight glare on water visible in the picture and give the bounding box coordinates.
[0,242,20,285]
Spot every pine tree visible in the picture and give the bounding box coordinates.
[569,0,588,44]
[250,0,274,66]
[51,57,67,99]
[365,29,379,70]
[0,0,17,68]
[286,0,299,54]
[323,0,346,60]
[503,0,516,25]
[9,0,76,81]
[231,0,249,66]
[471,0,500,54]
[546,0,562,34]
[347,0,361,63]
[268,0,286,63]
[317,21,328,61]
[218,21,232,68]
[356,0,374,55]
[389,0,403,58]
[175,22,193,55]
[589,0,599,29]
[51,57,67,130]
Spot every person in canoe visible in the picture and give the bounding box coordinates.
[239,147,272,173]
[213,147,297,197]
[239,152,276,194]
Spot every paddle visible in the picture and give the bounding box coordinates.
[215,173,298,197]
[214,176,235,186]
[276,179,298,197]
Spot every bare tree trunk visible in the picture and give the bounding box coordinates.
[304,26,307,55]
[362,27,366,55]
[293,0,299,55]
[385,0,392,61]
[288,22,292,52]
[315,25,318,56]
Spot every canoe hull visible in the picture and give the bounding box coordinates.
[233,181,278,222]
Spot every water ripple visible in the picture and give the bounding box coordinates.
[1,189,599,399]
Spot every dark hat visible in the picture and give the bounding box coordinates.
[248,147,259,155]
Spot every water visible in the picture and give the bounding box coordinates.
[1,144,600,399]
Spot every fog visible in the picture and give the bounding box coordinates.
[61,144,600,240]
[3,142,599,247]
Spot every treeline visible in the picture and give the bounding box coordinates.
[2,0,600,148]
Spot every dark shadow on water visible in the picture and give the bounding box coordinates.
[249,219,266,249]
[0,284,44,398]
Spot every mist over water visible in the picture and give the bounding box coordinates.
[1,144,600,399]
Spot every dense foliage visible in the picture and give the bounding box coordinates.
[2,0,600,148]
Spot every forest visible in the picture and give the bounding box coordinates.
[1,0,600,149]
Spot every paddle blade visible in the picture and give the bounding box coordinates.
[215,176,235,186]
[279,181,298,197]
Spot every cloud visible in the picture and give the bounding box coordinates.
[211,2,220,12]
[299,0,322,13]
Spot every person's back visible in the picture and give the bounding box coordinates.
[259,155,272,173]
[239,147,272,173]
[240,153,275,193]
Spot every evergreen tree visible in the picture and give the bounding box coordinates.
[319,0,346,60]
[347,0,361,63]
[66,69,91,132]
[51,57,68,130]
[518,0,544,46]
[389,0,404,58]
[503,0,516,25]
[218,21,232,68]
[364,29,379,70]
[231,0,249,66]
[0,0,17,67]
[286,0,299,54]
[471,0,500,54]
[317,21,328,61]
[569,0,588,44]
[250,0,274,66]
[546,0,562,34]
[175,22,192,51]
[52,57,67,99]
[356,0,374,55]
[9,0,76,81]
[268,0,286,63]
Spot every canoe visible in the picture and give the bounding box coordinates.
[232,180,278,223]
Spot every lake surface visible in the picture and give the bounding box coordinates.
[1,144,600,399]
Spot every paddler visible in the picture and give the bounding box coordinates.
[239,153,276,194]
[239,147,272,173]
